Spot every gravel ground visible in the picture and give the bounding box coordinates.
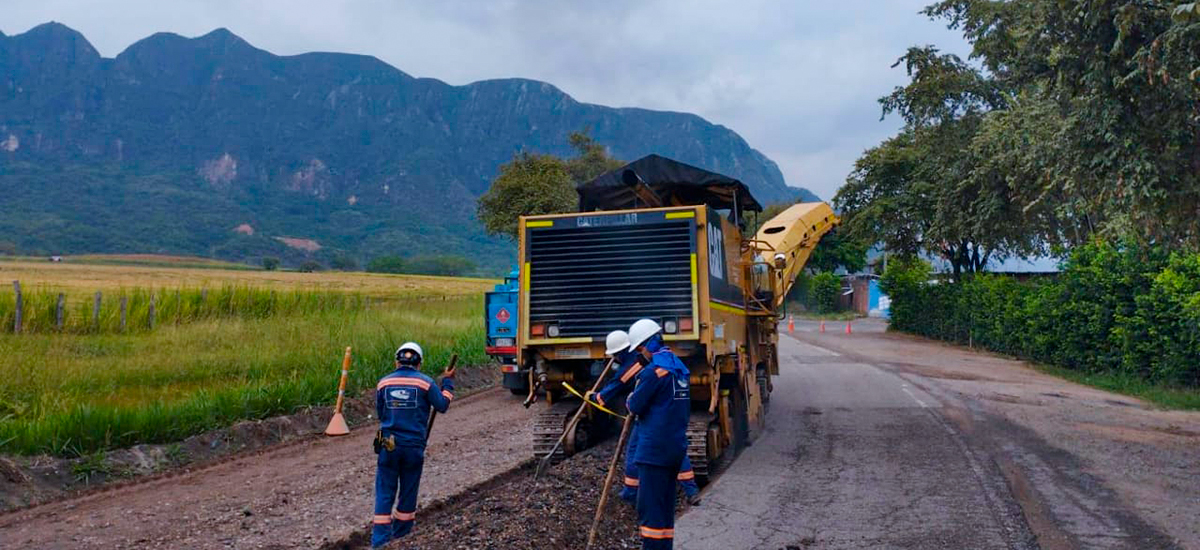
[0,376,535,550]
[358,439,650,550]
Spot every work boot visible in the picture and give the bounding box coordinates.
[687,492,702,506]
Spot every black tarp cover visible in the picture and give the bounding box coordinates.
[576,154,764,213]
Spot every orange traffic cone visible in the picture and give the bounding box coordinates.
[324,346,353,436]
[787,314,795,334]
[845,320,853,334]
[819,320,826,333]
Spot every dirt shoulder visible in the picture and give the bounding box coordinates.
[791,319,1200,549]
[0,365,495,513]
[0,369,533,550]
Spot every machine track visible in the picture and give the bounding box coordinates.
[532,400,579,462]
[687,414,717,480]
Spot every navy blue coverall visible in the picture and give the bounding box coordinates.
[372,366,453,548]
[626,337,690,549]
[591,352,699,504]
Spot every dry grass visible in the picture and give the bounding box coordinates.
[0,257,497,455]
[0,259,494,299]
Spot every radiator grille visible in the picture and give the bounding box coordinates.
[528,221,694,338]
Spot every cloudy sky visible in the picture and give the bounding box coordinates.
[4,0,969,201]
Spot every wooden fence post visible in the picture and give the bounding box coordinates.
[56,293,65,331]
[120,297,128,332]
[12,281,21,334]
[148,293,156,330]
[93,291,102,327]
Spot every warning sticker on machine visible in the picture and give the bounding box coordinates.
[555,347,591,359]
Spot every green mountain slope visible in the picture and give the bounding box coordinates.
[0,22,819,270]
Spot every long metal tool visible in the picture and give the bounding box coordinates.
[534,356,617,478]
[585,413,634,550]
[424,354,458,443]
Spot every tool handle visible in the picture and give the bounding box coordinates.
[425,353,459,443]
[562,356,619,436]
[586,413,634,549]
[534,356,618,477]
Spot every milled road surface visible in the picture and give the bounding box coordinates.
[678,321,1198,550]
[0,387,535,549]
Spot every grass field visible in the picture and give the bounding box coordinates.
[0,259,490,298]
[0,260,495,456]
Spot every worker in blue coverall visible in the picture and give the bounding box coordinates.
[371,342,455,549]
[625,319,690,549]
[588,331,700,506]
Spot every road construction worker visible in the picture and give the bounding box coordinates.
[625,319,690,550]
[589,330,700,506]
[371,342,454,549]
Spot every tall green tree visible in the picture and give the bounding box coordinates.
[565,132,624,184]
[807,228,869,274]
[477,131,623,240]
[477,153,576,240]
[837,46,1038,277]
[925,0,1200,246]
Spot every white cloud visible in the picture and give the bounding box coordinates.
[2,0,970,201]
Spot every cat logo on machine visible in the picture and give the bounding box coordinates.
[707,223,725,280]
[495,307,511,324]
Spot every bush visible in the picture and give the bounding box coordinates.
[810,272,842,314]
[261,257,280,271]
[299,261,322,273]
[884,243,1199,388]
[367,255,407,274]
[330,254,358,271]
[408,255,476,277]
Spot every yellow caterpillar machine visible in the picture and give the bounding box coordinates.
[517,154,836,481]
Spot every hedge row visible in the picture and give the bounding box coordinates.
[881,244,1200,387]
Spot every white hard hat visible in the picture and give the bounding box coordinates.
[395,342,423,364]
[627,319,662,351]
[605,330,631,355]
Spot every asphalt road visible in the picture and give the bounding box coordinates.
[677,334,1035,549]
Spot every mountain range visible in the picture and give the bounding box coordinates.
[0,22,818,271]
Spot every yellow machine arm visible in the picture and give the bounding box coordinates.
[752,202,839,309]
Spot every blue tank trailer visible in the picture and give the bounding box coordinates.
[484,267,527,394]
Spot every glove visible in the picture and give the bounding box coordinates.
[373,431,383,454]
[584,391,599,405]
